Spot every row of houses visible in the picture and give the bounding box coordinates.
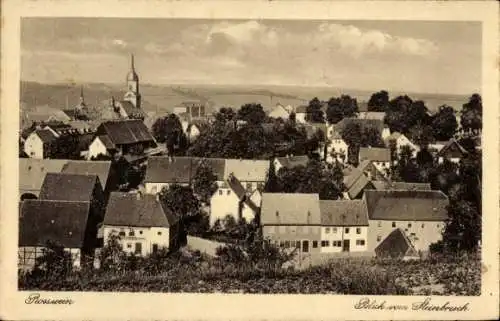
[260,189,448,258]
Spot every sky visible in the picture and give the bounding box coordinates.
[21,18,481,95]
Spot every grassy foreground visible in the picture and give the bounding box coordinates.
[19,251,480,295]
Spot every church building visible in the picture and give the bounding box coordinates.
[111,54,145,120]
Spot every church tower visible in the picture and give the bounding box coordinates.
[124,53,141,108]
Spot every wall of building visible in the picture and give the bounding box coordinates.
[18,246,81,271]
[24,134,44,159]
[103,225,170,256]
[326,139,348,164]
[367,219,445,253]
[320,226,368,253]
[210,187,240,225]
[262,225,322,254]
[87,137,109,160]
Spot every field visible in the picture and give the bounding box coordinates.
[19,251,480,295]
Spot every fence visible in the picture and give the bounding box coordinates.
[186,236,226,257]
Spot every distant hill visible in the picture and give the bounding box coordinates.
[20,81,470,118]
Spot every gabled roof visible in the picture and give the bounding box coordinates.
[370,181,431,191]
[119,100,146,118]
[34,129,58,144]
[343,160,375,199]
[144,156,226,184]
[275,155,309,169]
[61,160,112,191]
[359,147,391,162]
[320,200,369,226]
[19,158,68,195]
[436,139,468,158]
[39,173,100,202]
[260,193,321,225]
[19,200,91,248]
[96,135,116,149]
[224,159,269,182]
[384,132,402,142]
[225,173,260,212]
[345,174,372,199]
[97,120,155,146]
[375,228,419,259]
[103,192,177,228]
[294,105,308,113]
[364,190,449,221]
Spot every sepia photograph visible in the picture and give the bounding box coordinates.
[17,16,484,295]
[1,1,499,320]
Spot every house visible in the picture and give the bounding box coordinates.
[61,160,115,194]
[343,160,387,200]
[358,147,391,173]
[224,159,269,192]
[102,192,180,256]
[19,200,96,271]
[19,158,68,199]
[370,180,431,192]
[374,228,419,260]
[39,173,106,237]
[268,103,293,120]
[293,105,308,123]
[174,101,207,119]
[274,155,309,172]
[261,193,321,254]
[364,190,449,253]
[144,156,226,194]
[326,129,349,164]
[23,129,58,159]
[181,119,208,142]
[210,173,260,226]
[436,139,468,164]
[384,132,420,158]
[319,200,369,253]
[87,120,157,160]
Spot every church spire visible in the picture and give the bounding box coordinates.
[130,53,135,72]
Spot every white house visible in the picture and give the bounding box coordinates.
[436,139,468,164]
[224,159,269,192]
[268,103,293,120]
[294,105,308,123]
[102,192,179,256]
[319,200,369,253]
[210,173,260,226]
[384,132,420,158]
[24,129,58,159]
[326,127,349,164]
[87,135,115,159]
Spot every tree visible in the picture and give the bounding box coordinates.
[33,240,73,278]
[305,97,325,123]
[264,158,280,193]
[432,105,458,141]
[367,90,389,112]
[443,199,481,252]
[237,103,266,124]
[391,145,421,182]
[325,95,358,124]
[47,133,83,160]
[460,94,482,134]
[340,122,384,165]
[99,233,126,271]
[152,114,188,155]
[192,159,218,204]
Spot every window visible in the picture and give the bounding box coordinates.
[227,190,231,195]
[356,228,361,234]
[405,228,408,232]
[152,244,158,253]
[129,230,135,237]
[421,223,425,228]
[377,235,381,242]
[321,240,330,247]
[332,227,338,233]
[332,241,341,247]
[246,182,252,190]
[295,241,301,248]
[356,239,365,246]
[345,228,350,234]
[119,231,126,236]
[134,242,142,254]
[408,223,412,228]
[219,190,223,195]
[127,243,132,248]
[279,241,285,248]
[139,230,143,235]
[284,241,290,248]
[392,222,396,228]
[312,241,318,248]
[157,231,162,236]
[410,233,416,237]
[325,227,331,234]
[378,221,382,227]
